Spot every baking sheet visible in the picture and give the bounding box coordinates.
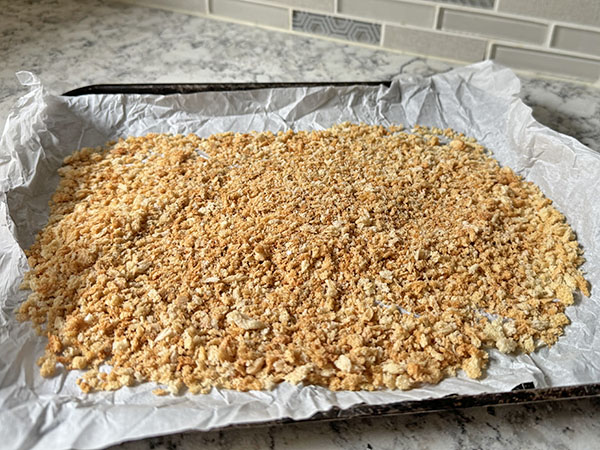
[0,61,599,449]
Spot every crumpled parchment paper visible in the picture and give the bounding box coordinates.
[0,61,598,450]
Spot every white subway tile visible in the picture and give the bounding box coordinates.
[339,0,435,28]
[261,0,334,13]
[498,0,600,28]
[130,0,207,13]
[552,26,600,58]
[440,8,547,44]
[422,0,494,9]
[492,45,600,81]
[209,0,289,28]
[384,26,487,62]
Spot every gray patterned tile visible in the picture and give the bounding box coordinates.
[423,0,495,9]
[292,11,381,45]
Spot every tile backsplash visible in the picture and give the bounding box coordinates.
[122,0,600,83]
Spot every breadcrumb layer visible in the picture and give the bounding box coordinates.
[18,123,589,394]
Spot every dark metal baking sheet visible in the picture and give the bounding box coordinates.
[60,81,600,424]
[62,81,391,96]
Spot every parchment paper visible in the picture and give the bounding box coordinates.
[1,61,599,450]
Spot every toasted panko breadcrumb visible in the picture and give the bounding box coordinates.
[18,123,589,394]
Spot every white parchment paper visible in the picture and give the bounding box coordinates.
[1,61,599,450]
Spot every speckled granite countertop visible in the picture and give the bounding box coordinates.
[2,1,600,449]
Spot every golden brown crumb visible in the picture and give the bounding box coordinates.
[39,355,57,378]
[152,388,168,396]
[18,123,588,393]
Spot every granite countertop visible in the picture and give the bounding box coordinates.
[2,1,600,449]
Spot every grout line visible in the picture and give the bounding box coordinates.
[433,4,441,30]
[334,0,338,14]
[493,0,499,12]
[485,40,495,60]
[288,7,292,31]
[380,23,386,47]
[205,0,210,14]
[545,22,556,49]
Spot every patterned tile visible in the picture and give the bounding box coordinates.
[292,11,381,45]
[422,0,495,9]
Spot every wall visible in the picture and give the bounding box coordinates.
[122,0,600,83]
